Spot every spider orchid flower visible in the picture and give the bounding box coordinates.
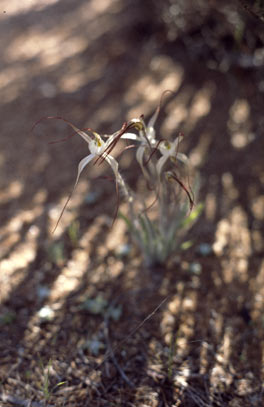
[60,122,123,190]
[32,116,123,188]
[156,135,188,177]
[119,91,173,179]
[119,113,158,180]
[52,121,130,232]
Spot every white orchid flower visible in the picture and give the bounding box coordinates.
[33,116,122,187]
[119,91,174,179]
[61,122,122,189]
[119,112,158,180]
[156,135,188,177]
[50,119,130,232]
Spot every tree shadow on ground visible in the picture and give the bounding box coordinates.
[1,0,264,405]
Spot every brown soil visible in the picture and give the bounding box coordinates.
[1,1,264,406]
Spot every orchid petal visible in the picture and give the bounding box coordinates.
[67,122,92,144]
[105,154,127,195]
[136,145,145,169]
[104,154,132,203]
[136,144,145,166]
[102,122,132,157]
[74,153,95,187]
[120,133,140,141]
[147,108,159,130]
[176,134,184,144]
[136,145,151,181]
[104,154,119,179]
[156,155,168,177]
[146,126,156,143]
[177,152,188,165]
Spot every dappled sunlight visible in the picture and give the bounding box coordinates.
[251,195,264,221]
[205,192,217,222]
[1,191,45,238]
[228,207,251,258]
[46,217,127,305]
[0,65,30,103]
[229,99,250,124]
[105,217,127,251]
[0,226,39,302]
[0,66,28,88]
[210,327,233,374]
[222,172,239,202]
[186,82,214,131]
[213,205,251,261]
[58,63,105,94]
[163,87,193,133]
[4,0,117,62]
[251,260,264,319]
[189,131,211,167]
[48,249,90,303]
[228,98,256,149]
[162,290,197,348]
[1,0,264,404]
[231,131,255,149]
[163,103,188,132]
[48,179,89,238]
[1,0,120,106]
[163,81,213,153]
[0,180,23,203]
[126,56,184,117]
[6,31,67,63]
[85,0,117,15]
[1,0,59,15]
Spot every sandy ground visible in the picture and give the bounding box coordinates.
[0,0,264,405]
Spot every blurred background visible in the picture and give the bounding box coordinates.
[1,0,264,405]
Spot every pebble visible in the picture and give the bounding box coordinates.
[37,305,55,321]
[189,262,202,275]
[115,243,131,257]
[197,243,212,256]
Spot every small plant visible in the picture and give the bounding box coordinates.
[116,101,203,266]
[68,219,80,247]
[47,241,65,266]
[39,358,65,404]
[36,92,202,266]
[0,310,16,325]
[81,293,123,321]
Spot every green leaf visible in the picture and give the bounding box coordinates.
[68,220,80,247]
[181,240,193,250]
[119,211,132,229]
[48,242,65,266]
[181,203,204,228]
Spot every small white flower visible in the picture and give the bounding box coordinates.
[51,120,130,231]
[65,123,121,189]
[156,135,188,177]
[125,91,172,176]
[120,91,187,181]
[120,112,158,180]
